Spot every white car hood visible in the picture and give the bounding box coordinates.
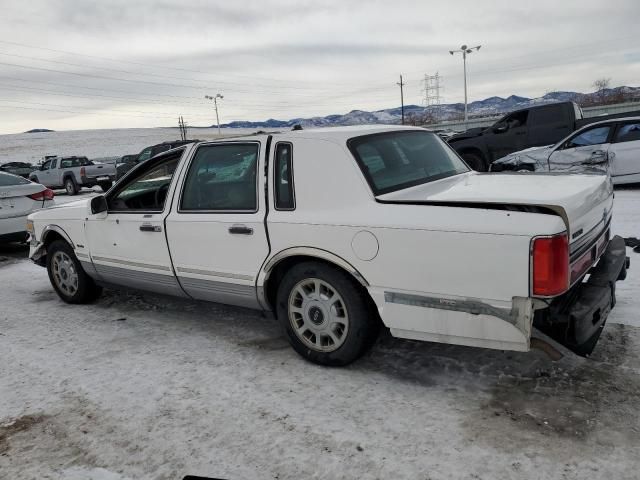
[377,172,613,241]
[28,198,90,221]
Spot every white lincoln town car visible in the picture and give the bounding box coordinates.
[27,126,629,365]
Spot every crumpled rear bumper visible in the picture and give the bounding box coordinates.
[534,235,630,356]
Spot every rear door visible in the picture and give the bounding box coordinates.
[609,120,640,181]
[547,124,613,174]
[84,148,189,296]
[527,103,573,146]
[165,141,269,308]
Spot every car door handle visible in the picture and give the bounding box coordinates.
[228,225,253,235]
[591,150,606,156]
[139,224,162,232]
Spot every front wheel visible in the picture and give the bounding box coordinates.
[64,178,77,195]
[47,240,102,304]
[276,262,379,366]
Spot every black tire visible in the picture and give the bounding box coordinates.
[46,239,102,304]
[276,261,379,366]
[462,152,487,172]
[98,181,113,192]
[64,177,77,195]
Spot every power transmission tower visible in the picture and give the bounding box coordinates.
[397,75,405,125]
[422,72,443,123]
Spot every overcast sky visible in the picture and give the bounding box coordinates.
[0,0,638,133]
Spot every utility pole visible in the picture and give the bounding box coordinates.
[449,45,481,123]
[205,93,224,135]
[397,75,405,125]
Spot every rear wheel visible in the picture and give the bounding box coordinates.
[47,240,102,304]
[276,262,379,366]
[64,177,77,195]
[462,152,487,172]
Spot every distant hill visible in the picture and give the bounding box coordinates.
[220,86,640,129]
[25,128,55,133]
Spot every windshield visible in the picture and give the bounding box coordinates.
[348,130,469,195]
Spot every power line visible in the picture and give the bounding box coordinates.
[0,38,395,90]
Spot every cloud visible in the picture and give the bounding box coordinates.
[0,0,638,132]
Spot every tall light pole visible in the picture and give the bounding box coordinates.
[449,44,481,123]
[205,93,224,135]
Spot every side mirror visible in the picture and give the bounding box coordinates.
[493,124,508,134]
[90,195,108,214]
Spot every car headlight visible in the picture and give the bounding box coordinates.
[26,219,34,235]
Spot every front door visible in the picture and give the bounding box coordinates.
[485,109,530,161]
[37,159,54,187]
[84,148,188,296]
[165,141,269,308]
[609,120,640,181]
[547,124,613,174]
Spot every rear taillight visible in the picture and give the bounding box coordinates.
[28,188,55,201]
[80,167,86,177]
[532,233,569,297]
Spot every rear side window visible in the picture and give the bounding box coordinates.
[0,171,31,186]
[614,122,640,143]
[274,142,295,210]
[180,143,259,212]
[50,159,57,169]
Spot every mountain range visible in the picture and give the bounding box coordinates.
[219,86,640,129]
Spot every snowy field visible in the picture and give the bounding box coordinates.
[0,127,260,165]
[0,183,639,478]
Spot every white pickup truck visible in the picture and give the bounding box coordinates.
[29,156,116,195]
[26,126,629,365]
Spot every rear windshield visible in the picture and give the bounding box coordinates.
[0,171,31,186]
[348,130,469,195]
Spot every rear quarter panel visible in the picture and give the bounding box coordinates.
[264,136,567,351]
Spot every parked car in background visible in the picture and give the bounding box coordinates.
[114,140,201,180]
[27,126,628,366]
[0,172,54,242]
[447,101,640,171]
[0,161,35,178]
[29,156,116,195]
[491,117,640,184]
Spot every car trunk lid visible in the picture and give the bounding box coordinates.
[376,172,613,245]
[0,183,47,219]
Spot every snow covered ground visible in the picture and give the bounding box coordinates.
[0,127,259,165]
[0,187,639,480]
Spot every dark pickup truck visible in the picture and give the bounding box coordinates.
[447,101,640,170]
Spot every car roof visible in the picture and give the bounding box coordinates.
[195,125,427,145]
[580,115,640,128]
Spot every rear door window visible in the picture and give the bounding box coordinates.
[180,143,259,212]
[614,122,640,143]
